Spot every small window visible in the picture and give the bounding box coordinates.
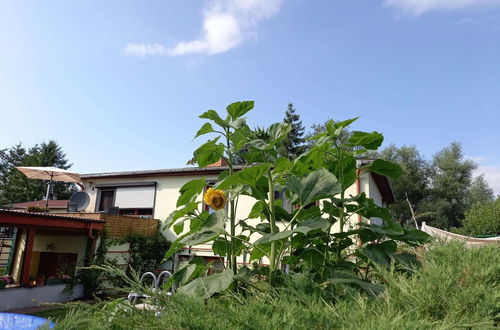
[98,190,115,212]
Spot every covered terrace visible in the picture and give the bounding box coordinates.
[0,209,105,288]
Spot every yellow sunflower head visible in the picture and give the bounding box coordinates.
[204,187,227,210]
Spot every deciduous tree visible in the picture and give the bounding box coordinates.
[0,140,76,205]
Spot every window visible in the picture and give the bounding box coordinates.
[98,190,115,212]
[114,186,155,209]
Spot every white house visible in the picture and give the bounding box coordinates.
[80,160,394,268]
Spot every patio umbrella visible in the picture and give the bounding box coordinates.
[15,166,81,209]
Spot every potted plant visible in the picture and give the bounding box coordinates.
[0,276,10,289]
[36,275,45,286]
[27,276,37,288]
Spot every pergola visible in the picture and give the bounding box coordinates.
[0,209,105,285]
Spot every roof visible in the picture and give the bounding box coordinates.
[0,209,105,231]
[81,162,395,203]
[11,200,69,209]
[81,166,244,179]
[0,209,105,223]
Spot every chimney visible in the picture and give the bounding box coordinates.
[206,158,228,167]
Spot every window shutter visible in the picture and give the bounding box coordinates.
[114,186,155,209]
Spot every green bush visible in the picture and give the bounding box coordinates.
[459,198,500,236]
[47,242,500,329]
[113,232,171,275]
[26,205,48,212]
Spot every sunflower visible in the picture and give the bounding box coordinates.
[204,188,227,210]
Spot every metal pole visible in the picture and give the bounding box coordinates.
[45,173,54,210]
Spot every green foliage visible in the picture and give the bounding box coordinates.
[370,143,494,231]
[468,174,495,206]
[457,197,500,236]
[79,230,110,296]
[426,142,476,228]
[163,100,429,299]
[0,140,76,205]
[114,232,171,275]
[26,205,49,212]
[277,103,306,159]
[48,243,500,329]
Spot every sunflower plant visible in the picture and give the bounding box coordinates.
[163,101,430,298]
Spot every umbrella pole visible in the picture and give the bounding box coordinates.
[45,174,54,210]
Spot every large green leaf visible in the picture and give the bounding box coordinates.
[178,269,234,298]
[247,139,269,150]
[227,101,254,120]
[254,230,295,245]
[181,230,223,246]
[177,178,206,207]
[268,122,291,143]
[164,257,205,288]
[193,138,225,168]
[217,164,270,191]
[362,159,404,179]
[248,200,266,219]
[389,228,431,246]
[355,195,392,221]
[164,202,199,230]
[323,271,384,296]
[368,220,404,236]
[238,164,270,186]
[286,168,342,206]
[254,217,330,245]
[199,110,227,128]
[325,155,357,189]
[294,217,331,233]
[171,210,228,254]
[360,244,390,267]
[273,157,292,173]
[348,131,384,150]
[212,237,229,256]
[173,221,185,235]
[194,123,215,139]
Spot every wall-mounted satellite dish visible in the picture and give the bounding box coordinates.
[68,191,90,212]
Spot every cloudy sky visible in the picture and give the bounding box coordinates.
[1,0,500,193]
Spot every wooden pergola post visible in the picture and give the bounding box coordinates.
[21,228,36,285]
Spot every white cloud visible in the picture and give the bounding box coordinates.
[476,165,500,195]
[125,0,284,57]
[383,0,500,15]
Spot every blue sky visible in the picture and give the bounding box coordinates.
[1,0,500,192]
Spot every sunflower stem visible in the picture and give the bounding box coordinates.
[267,168,277,281]
[226,128,237,275]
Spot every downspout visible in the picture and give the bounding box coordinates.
[88,222,94,239]
[356,169,363,247]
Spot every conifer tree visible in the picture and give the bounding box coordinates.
[278,103,306,159]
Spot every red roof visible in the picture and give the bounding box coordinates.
[11,200,69,209]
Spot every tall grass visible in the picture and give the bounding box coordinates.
[45,242,499,329]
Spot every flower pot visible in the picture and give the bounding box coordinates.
[36,276,45,286]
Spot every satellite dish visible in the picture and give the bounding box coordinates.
[68,191,90,212]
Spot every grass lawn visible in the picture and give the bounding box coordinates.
[33,307,71,320]
[42,242,499,329]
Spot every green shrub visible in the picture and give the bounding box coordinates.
[26,205,48,212]
[459,198,500,236]
[48,242,500,329]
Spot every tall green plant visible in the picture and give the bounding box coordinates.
[164,101,430,297]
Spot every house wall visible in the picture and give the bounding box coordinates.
[367,174,384,225]
[32,234,88,267]
[0,283,84,312]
